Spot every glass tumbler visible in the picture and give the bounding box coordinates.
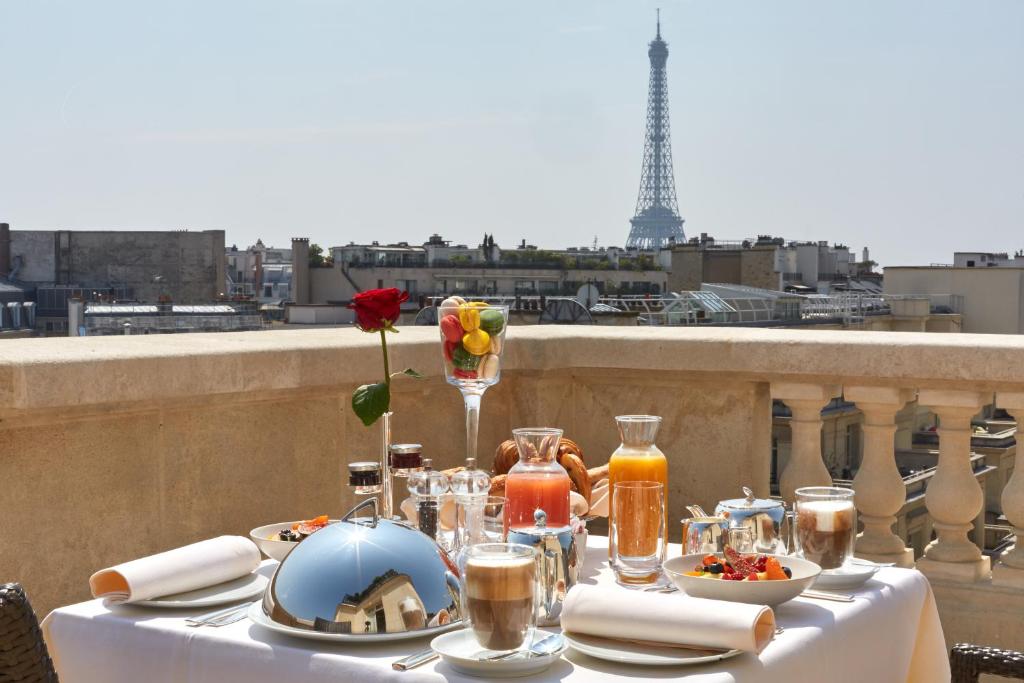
[610,481,667,585]
[794,486,856,571]
[461,543,538,652]
[481,496,508,543]
[725,526,755,554]
[682,516,729,555]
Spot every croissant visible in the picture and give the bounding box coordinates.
[489,465,609,501]
[560,452,591,503]
[493,440,519,476]
[493,437,587,476]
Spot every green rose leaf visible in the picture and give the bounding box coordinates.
[352,381,390,426]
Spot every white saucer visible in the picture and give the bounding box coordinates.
[431,629,565,678]
[131,572,269,608]
[563,632,743,667]
[812,563,879,591]
[247,602,462,643]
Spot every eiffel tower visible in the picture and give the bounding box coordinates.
[626,11,686,251]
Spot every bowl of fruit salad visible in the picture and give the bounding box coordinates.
[663,547,821,607]
[249,515,335,562]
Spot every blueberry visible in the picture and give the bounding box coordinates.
[782,566,792,578]
[708,563,724,574]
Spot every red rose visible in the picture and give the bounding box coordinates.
[348,288,409,332]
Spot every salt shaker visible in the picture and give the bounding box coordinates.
[449,457,491,550]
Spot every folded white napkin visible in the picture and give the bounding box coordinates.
[89,536,261,604]
[561,584,775,653]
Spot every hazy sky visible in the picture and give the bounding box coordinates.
[1,1,1021,268]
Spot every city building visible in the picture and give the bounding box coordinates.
[301,234,668,307]
[225,240,293,302]
[667,233,878,294]
[885,259,1024,334]
[0,223,226,335]
[68,301,264,336]
[953,251,1024,268]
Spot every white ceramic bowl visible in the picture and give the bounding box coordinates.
[664,553,821,606]
[249,521,337,562]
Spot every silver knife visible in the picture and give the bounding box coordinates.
[392,648,438,671]
[800,589,855,602]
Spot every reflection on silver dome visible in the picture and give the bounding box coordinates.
[262,499,462,635]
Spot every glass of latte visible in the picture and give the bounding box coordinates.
[461,543,538,652]
[794,486,856,571]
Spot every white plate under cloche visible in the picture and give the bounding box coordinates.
[246,601,461,643]
[812,563,879,591]
[563,631,743,667]
[430,629,566,678]
[130,572,269,608]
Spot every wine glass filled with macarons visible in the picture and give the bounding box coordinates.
[436,298,510,468]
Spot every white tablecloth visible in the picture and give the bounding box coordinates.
[42,536,950,683]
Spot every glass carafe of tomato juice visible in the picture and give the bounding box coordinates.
[608,415,668,558]
[504,428,572,529]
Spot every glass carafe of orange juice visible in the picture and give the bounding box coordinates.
[505,428,572,529]
[608,415,668,558]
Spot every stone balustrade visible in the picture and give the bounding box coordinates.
[2,326,1024,648]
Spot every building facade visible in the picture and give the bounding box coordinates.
[884,265,1024,334]
[0,223,225,334]
[668,234,867,294]
[310,234,668,305]
[953,251,1024,268]
[225,239,293,302]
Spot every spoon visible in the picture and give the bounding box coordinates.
[483,633,565,661]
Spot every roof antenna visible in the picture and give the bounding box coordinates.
[656,8,661,38]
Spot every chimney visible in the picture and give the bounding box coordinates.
[291,238,311,304]
[0,223,10,278]
[254,251,263,298]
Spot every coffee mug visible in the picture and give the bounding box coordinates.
[460,542,538,651]
[793,486,856,571]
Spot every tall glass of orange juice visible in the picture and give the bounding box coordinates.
[608,415,668,570]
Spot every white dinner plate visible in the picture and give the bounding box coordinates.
[131,572,269,608]
[246,601,462,643]
[431,629,566,678]
[813,563,879,591]
[563,632,743,667]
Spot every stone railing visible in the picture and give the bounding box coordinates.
[1,326,1023,648]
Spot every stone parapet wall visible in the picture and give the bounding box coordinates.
[2,326,1024,643]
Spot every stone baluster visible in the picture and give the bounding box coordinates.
[993,393,1024,588]
[846,386,916,567]
[771,383,841,503]
[916,389,990,581]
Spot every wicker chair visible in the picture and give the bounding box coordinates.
[0,584,58,682]
[951,643,1024,683]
